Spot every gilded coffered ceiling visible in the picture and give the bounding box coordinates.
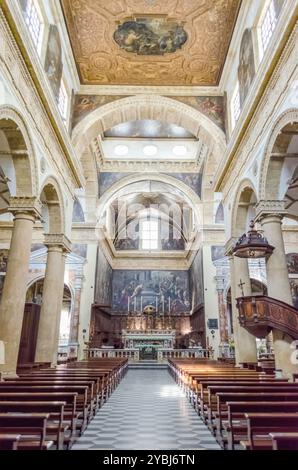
[61,0,241,86]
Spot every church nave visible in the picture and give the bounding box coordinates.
[72,369,220,451]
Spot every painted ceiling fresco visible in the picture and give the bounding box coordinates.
[103,120,195,139]
[113,18,188,55]
[61,0,241,86]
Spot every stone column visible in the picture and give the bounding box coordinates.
[256,200,297,376]
[0,197,41,375]
[226,239,257,365]
[35,234,71,366]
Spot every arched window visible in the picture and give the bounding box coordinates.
[140,218,159,250]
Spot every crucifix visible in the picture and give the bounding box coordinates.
[238,279,245,297]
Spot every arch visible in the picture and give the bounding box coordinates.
[97,172,203,226]
[0,105,38,197]
[259,108,298,200]
[231,178,258,238]
[72,95,226,161]
[39,176,66,234]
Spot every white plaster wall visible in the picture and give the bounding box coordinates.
[77,243,97,360]
[202,245,221,359]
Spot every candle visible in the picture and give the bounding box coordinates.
[168,297,171,313]
[156,297,158,311]
[140,296,143,312]
[128,296,130,312]
[134,297,136,312]
[162,296,164,313]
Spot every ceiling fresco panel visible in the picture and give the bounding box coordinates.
[61,0,241,86]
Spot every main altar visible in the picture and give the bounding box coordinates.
[122,329,175,359]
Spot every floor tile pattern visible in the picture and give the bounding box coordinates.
[72,369,220,450]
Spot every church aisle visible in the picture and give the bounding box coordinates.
[72,369,220,450]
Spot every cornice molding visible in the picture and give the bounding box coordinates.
[78,85,221,96]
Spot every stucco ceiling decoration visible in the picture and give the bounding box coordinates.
[61,0,241,86]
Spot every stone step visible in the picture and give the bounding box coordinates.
[128,361,168,369]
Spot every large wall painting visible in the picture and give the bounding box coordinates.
[44,25,63,101]
[99,172,132,197]
[290,279,298,310]
[170,96,225,131]
[72,198,85,222]
[189,249,204,309]
[164,173,202,197]
[72,95,129,128]
[0,249,8,301]
[287,253,298,274]
[211,246,226,263]
[94,249,113,306]
[112,270,190,313]
[113,18,187,56]
[238,28,255,107]
[104,120,194,139]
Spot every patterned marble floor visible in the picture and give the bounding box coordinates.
[72,369,221,450]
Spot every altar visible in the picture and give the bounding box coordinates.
[122,329,176,359]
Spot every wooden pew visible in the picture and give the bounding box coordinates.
[0,434,21,450]
[270,432,298,450]
[223,401,298,449]
[206,384,298,429]
[0,413,52,450]
[0,401,66,450]
[242,413,298,450]
[0,385,89,434]
[0,392,78,447]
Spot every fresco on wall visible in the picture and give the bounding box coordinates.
[72,95,128,128]
[104,120,194,139]
[161,238,185,251]
[215,203,224,224]
[114,237,139,250]
[31,244,45,252]
[94,248,112,306]
[44,25,63,101]
[170,96,225,131]
[112,270,190,313]
[72,244,87,259]
[72,198,85,222]
[113,18,187,55]
[287,253,298,274]
[189,249,204,309]
[290,279,298,309]
[211,246,226,263]
[99,172,132,197]
[238,28,255,107]
[164,173,202,197]
[0,249,9,273]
